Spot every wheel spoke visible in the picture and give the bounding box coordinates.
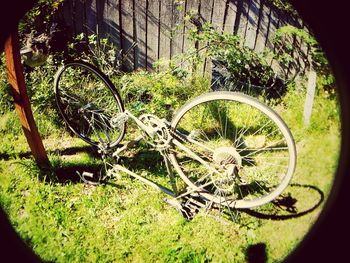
[170,92,295,210]
[55,62,125,147]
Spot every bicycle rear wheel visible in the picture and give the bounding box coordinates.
[169,91,296,209]
[54,61,125,148]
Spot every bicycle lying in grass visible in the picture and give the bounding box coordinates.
[54,61,296,220]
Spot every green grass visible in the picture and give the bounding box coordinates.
[0,77,340,262]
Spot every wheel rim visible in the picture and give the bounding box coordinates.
[55,62,125,148]
[170,92,296,209]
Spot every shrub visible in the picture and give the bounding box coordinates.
[118,71,208,120]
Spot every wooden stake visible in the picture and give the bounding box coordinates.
[4,29,50,169]
[303,69,317,126]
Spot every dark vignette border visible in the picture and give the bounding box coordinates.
[0,0,349,261]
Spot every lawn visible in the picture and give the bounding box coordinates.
[0,66,340,262]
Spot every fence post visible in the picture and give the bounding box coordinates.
[4,28,50,169]
[303,69,317,126]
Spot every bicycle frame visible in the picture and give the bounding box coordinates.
[88,109,222,202]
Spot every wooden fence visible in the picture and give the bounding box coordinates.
[56,0,305,71]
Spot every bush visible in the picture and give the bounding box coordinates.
[66,33,125,78]
[118,71,208,120]
[188,23,277,88]
[0,60,14,114]
[273,25,333,87]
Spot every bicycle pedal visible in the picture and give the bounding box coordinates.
[164,196,205,220]
[110,112,129,128]
[163,198,190,219]
[77,171,100,185]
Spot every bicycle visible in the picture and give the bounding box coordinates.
[53,61,296,220]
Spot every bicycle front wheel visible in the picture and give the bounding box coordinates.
[54,61,125,148]
[169,91,296,209]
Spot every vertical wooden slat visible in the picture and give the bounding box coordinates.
[104,0,121,47]
[298,19,310,71]
[146,0,160,70]
[264,5,272,48]
[289,13,307,74]
[135,0,147,69]
[303,70,316,126]
[120,0,135,70]
[199,0,213,23]
[186,0,200,14]
[158,0,173,64]
[183,0,199,53]
[223,0,237,34]
[265,5,279,49]
[235,0,249,39]
[245,0,260,49]
[276,7,287,28]
[171,0,185,58]
[62,0,74,30]
[96,0,106,37]
[68,0,77,35]
[254,0,269,52]
[211,0,226,31]
[86,0,97,35]
[74,0,85,35]
[199,0,214,75]
[4,31,50,169]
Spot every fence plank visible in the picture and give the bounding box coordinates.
[211,0,226,31]
[73,0,85,35]
[183,0,199,52]
[235,0,249,39]
[303,70,316,126]
[199,0,213,23]
[120,0,135,70]
[62,0,73,30]
[96,0,107,37]
[245,0,260,49]
[86,0,97,35]
[199,0,214,74]
[146,0,160,69]
[254,0,269,52]
[266,5,278,48]
[171,0,186,57]
[135,0,147,68]
[159,0,173,64]
[103,0,121,47]
[223,0,237,34]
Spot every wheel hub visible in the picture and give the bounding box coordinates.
[213,146,242,167]
[211,146,242,193]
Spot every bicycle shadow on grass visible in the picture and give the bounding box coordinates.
[116,148,169,178]
[51,145,100,157]
[50,145,169,186]
[54,163,103,184]
[24,144,105,185]
[240,183,324,221]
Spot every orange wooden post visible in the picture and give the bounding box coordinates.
[4,29,50,169]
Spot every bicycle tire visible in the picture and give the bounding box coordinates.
[169,91,296,209]
[54,61,125,148]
